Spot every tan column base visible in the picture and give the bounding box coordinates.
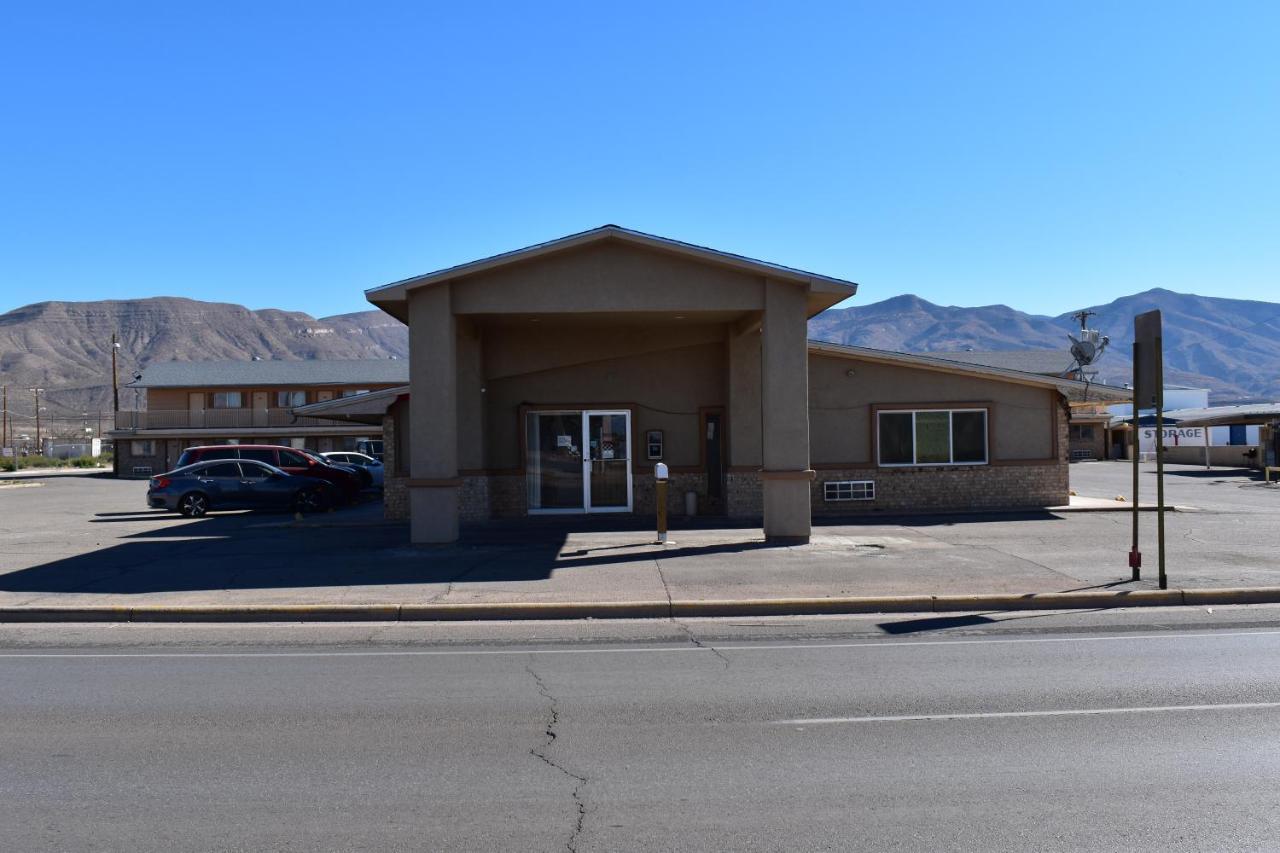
[410,483,460,544]
[761,470,814,544]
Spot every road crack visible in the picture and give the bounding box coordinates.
[654,558,730,670]
[526,663,588,853]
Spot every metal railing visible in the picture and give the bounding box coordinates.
[115,409,351,430]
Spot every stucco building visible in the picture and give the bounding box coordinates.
[109,360,406,477]
[331,226,1115,544]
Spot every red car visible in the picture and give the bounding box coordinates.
[175,445,362,504]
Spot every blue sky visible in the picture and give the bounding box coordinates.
[1,1,1276,319]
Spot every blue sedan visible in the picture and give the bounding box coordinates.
[147,459,335,517]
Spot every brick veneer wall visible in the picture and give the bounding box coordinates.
[810,463,1066,514]
[726,470,763,517]
[381,412,409,520]
[634,472,706,516]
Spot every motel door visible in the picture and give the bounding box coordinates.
[252,391,269,427]
[525,410,632,513]
[188,393,205,428]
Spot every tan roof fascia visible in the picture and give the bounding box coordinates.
[366,225,857,321]
[807,341,1131,402]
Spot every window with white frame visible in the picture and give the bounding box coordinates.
[824,480,875,501]
[210,391,242,408]
[877,408,988,466]
[276,390,307,408]
[131,440,155,456]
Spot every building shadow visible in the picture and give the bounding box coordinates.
[1163,467,1258,479]
[0,510,784,595]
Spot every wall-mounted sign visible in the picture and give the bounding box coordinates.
[1139,426,1204,452]
[646,430,664,461]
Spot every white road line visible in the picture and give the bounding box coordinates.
[777,701,1280,725]
[1,628,1280,658]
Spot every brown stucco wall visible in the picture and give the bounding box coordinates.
[449,242,766,315]
[807,354,1056,464]
[481,330,727,472]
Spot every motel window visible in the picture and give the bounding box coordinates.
[210,392,243,409]
[276,390,307,408]
[131,440,155,456]
[877,409,988,466]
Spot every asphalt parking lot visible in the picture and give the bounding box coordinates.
[1,462,1278,609]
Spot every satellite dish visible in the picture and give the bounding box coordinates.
[1068,311,1109,368]
[1069,334,1097,366]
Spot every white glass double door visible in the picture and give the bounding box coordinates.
[526,410,632,513]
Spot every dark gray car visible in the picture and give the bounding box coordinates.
[147,459,333,517]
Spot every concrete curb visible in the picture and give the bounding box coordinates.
[3,587,1280,622]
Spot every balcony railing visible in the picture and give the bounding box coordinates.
[115,409,353,430]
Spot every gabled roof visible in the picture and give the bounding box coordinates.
[366,225,858,319]
[928,349,1078,378]
[133,359,409,389]
[807,341,1131,403]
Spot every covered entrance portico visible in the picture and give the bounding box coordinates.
[365,226,857,544]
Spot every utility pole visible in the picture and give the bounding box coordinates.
[112,333,120,415]
[31,387,44,454]
[2,384,7,449]
[112,334,121,478]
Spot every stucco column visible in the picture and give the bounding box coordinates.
[760,279,813,543]
[408,284,460,543]
[727,319,762,469]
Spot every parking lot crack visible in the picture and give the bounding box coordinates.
[526,663,589,853]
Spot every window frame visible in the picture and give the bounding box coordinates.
[210,391,243,409]
[876,407,990,468]
[276,390,307,408]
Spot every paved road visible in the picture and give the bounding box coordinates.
[5,613,1280,851]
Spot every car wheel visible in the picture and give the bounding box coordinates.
[179,492,209,518]
[294,488,327,514]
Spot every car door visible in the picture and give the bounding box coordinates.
[196,462,247,507]
[235,461,276,507]
[276,448,312,476]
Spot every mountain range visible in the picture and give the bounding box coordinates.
[1,289,1276,427]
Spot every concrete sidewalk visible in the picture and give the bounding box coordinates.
[2,521,1278,621]
[0,463,1272,621]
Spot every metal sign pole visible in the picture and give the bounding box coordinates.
[1154,337,1167,590]
[1129,342,1141,580]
